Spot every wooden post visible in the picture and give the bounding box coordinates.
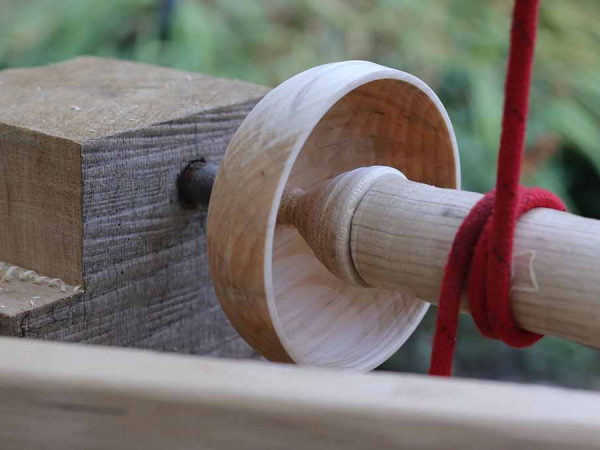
[0,57,268,356]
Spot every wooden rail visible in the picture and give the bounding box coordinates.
[0,337,599,449]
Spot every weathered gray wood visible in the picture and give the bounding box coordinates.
[0,57,269,357]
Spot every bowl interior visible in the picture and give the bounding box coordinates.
[271,78,458,370]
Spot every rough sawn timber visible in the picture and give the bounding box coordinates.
[0,57,269,357]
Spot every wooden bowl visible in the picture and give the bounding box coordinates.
[207,61,460,370]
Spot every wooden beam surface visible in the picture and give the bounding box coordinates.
[0,56,268,142]
[0,57,268,357]
[0,337,599,450]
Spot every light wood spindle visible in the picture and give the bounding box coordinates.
[280,166,600,350]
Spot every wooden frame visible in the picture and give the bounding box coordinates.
[2,58,600,450]
[0,336,599,450]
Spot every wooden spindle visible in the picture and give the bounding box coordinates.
[280,166,600,350]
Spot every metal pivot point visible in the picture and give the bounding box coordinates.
[179,160,218,206]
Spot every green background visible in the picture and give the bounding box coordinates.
[2,0,599,389]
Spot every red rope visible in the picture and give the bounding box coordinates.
[429,0,566,376]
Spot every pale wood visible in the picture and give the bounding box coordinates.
[208,61,459,370]
[280,166,600,350]
[278,166,406,287]
[279,166,408,288]
[0,337,599,450]
[352,173,600,349]
[0,57,268,357]
[0,124,83,285]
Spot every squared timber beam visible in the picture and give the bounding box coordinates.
[0,57,269,356]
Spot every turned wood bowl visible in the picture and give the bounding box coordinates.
[207,61,460,370]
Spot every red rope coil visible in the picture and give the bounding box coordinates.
[429,0,567,376]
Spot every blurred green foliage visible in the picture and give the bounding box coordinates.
[2,0,599,388]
